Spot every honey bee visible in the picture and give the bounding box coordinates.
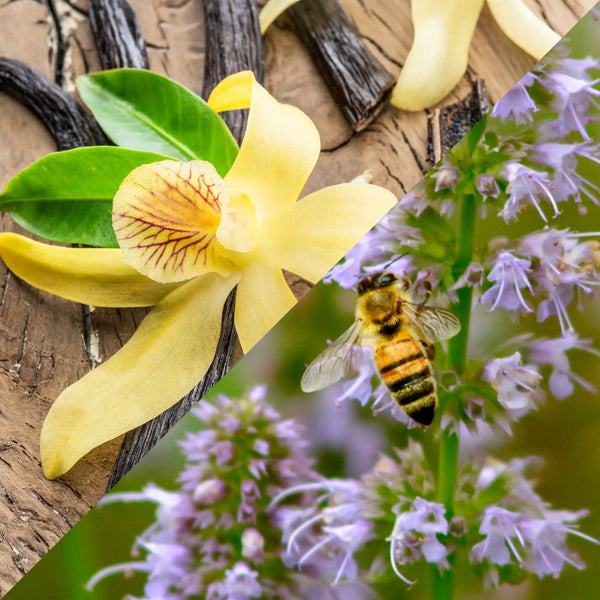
[301,271,461,426]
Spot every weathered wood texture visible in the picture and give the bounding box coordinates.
[0,0,594,594]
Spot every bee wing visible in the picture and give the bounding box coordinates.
[402,302,461,343]
[300,320,364,392]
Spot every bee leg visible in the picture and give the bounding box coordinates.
[420,339,435,360]
[401,277,411,291]
[418,280,432,308]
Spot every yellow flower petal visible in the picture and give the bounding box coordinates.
[207,71,254,113]
[113,160,233,283]
[209,71,320,223]
[486,0,560,60]
[260,183,397,283]
[259,0,302,34]
[391,0,484,111]
[0,232,179,307]
[235,261,297,353]
[217,193,259,253]
[40,271,240,479]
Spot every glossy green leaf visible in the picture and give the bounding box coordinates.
[0,147,174,247]
[77,69,239,175]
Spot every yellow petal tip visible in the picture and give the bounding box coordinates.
[208,71,255,113]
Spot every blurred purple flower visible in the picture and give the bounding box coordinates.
[492,73,539,123]
[475,174,501,200]
[398,182,429,215]
[472,506,600,580]
[544,65,600,140]
[470,461,598,580]
[272,479,375,585]
[521,509,599,578]
[528,332,600,399]
[519,229,600,333]
[451,262,485,291]
[532,143,600,211]
[222,563,262,599]
[432,165,460,192]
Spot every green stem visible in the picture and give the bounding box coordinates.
[433,193,477,600]
[436,429,459,515]
[447,193,477,373]
[432,567,454,600]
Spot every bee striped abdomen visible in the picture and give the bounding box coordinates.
[374,334,437,426]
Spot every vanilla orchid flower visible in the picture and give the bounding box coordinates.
[0,71,396,479]
[258,0,560,112]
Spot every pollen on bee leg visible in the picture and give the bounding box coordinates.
[112,160,233,283]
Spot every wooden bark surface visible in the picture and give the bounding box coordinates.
[0,0,594,593]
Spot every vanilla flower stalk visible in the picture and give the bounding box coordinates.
[259,0,560,111]
[0,70,396,479]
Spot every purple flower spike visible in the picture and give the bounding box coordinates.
[89,388,315,600]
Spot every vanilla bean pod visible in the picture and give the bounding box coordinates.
[203,0,264,139]
[107,0,264,490]
[287,0,394,132]
[89,0,149,70]
[427,80,490,167]
[0,58,108,149]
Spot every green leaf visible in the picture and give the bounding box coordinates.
[0,147,174,247]
[407,206,455,245]
[77,69,239,175]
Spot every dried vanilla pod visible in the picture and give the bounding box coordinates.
[0,58,109,149]
[287,0,395,132]
[89,0,149,70]
[203,0,264,139]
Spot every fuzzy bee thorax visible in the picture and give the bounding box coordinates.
[357,289,402,327]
